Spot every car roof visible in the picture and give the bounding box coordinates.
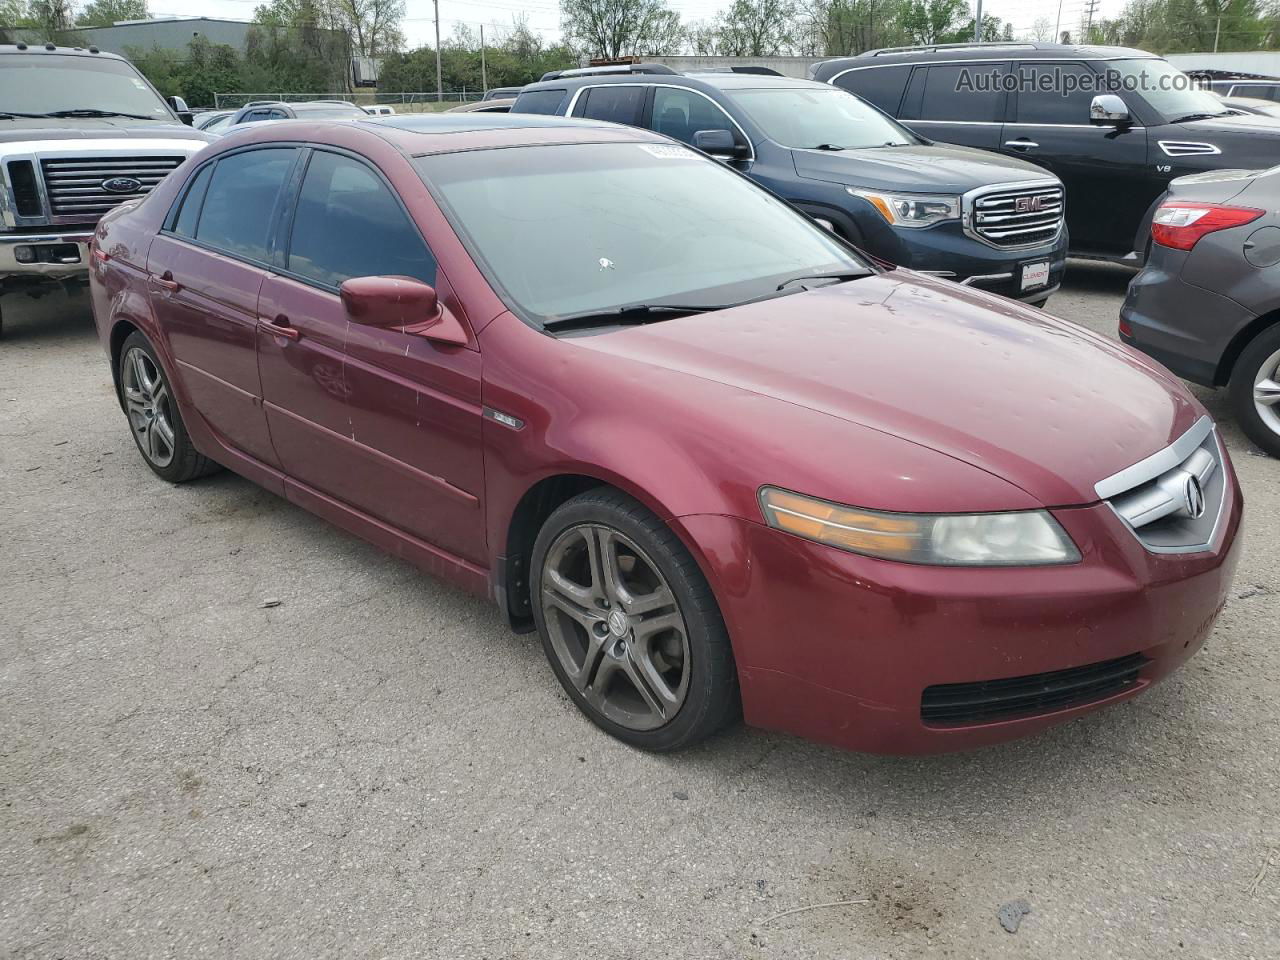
[519,71,830,96]
[813,41,1158,72]
[367,112,668,154]
[0,42,123,58]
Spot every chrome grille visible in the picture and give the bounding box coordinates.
[968,182,1064,249]
[40,155,185,222]
[1096,416,1226,554]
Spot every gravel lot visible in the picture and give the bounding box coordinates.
[2,262,1278,960]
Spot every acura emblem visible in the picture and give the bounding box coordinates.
[101,176,142,194]
[1182,474,1206,519]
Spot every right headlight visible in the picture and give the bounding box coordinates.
[848,187,961,229]
[759,487,1080,566]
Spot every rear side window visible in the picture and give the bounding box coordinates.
[913,64,1006,122]
[286,150,435,288]
[1232,84,1280,101]
[832,65,912,114]
[171,162,213,238]
[513,88,567,115]
[194,148,296,263]
[574,86,646,126]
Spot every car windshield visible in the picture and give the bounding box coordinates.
[1105,59,1230,121]
[415,142,867,325]
[724,87,915,149]
[0,54,171,119]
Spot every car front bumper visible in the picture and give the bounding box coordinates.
[674,474,1242,755]
[850,208,1070,301]
[0,231,93,280]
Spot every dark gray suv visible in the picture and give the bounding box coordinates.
[1121,164,1280,456]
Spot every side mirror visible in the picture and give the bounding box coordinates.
[692,128,747,160]
[1090,94,1131,125]
[167,95,194,125]
[339,276,468,345]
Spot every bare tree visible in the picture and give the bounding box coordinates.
[330,0,404,56]
[560,0,685,59]
[1031,15,1053,39]
[712,0,797,55]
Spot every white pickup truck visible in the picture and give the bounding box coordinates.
[0,42,210,337]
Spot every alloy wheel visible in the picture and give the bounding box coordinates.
[540,523,691,731]
[1254,346,1280,437]
[121,346,176,468]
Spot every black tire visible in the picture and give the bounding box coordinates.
[1228,323,1280,459]
[117,331,220,482]
[530,487,739,751]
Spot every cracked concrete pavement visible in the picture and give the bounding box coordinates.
[1,262,1278,959]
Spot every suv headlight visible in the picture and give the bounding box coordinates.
[849,187,960,228]
[759,487,1080,566]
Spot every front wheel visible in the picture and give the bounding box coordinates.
[118,331,220,482]
[1229,324,1280,458]
[530,488,739,751]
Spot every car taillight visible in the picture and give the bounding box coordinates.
[1151,202,1263,251]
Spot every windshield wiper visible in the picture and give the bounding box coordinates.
[776,269,872,291]
[43,109,156,120]
[0,111,50,119]
[812,143,845,151]
[544,302,724,331]
[1171,111,1229,123]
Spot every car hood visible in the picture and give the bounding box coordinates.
[573,272,1200,508]
[0,119,211,144]
[1176,112,1280,137]
[792,142,1053,194]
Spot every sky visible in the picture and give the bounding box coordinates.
[151,0,1129,52]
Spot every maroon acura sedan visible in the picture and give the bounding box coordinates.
[89,115,1242,754]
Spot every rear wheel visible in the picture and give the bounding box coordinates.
[531,488,738,751]
[1228,324,1280,458]
[118,331,219,482]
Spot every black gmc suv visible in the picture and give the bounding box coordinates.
[813,42,1280,263]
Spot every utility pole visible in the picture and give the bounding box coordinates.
[480,24,488,96]
[1082,0,1099,42]
[1054,0,1064,43]
[974,0,983,41]
[434,0,443,103]
[1214,15,1222,52]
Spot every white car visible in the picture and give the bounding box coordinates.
[364,105,396,116]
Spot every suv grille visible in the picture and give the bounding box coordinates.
[1095,416,1225,554]
[921,653,1147,726]
[39,155,185,221]
[969,183,1064,248]
[6,160,42,218]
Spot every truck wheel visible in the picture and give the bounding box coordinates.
[1228,323,1280,459]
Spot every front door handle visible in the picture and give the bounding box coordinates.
[258,314,300,341]
[1004,139,1040,150]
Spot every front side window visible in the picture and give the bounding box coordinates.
[1014,63,1099,124]
[1102,58,1228,121]
[650,88,740,148]
[286,150,435,289]
[833,65,913,114]
[0,54,172,120]
[574,86,646,126]
[194,148,296,263]
[724,87,914,149]
[416,142,866,323]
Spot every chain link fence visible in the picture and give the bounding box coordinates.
[212,91,485,112]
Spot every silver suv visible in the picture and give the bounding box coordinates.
[0,43,210,337]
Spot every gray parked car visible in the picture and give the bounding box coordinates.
[1121,164,1280,456]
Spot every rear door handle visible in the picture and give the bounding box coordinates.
[258,314,300,341]
[1004,139,1040,150]
[151,271,181,292]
